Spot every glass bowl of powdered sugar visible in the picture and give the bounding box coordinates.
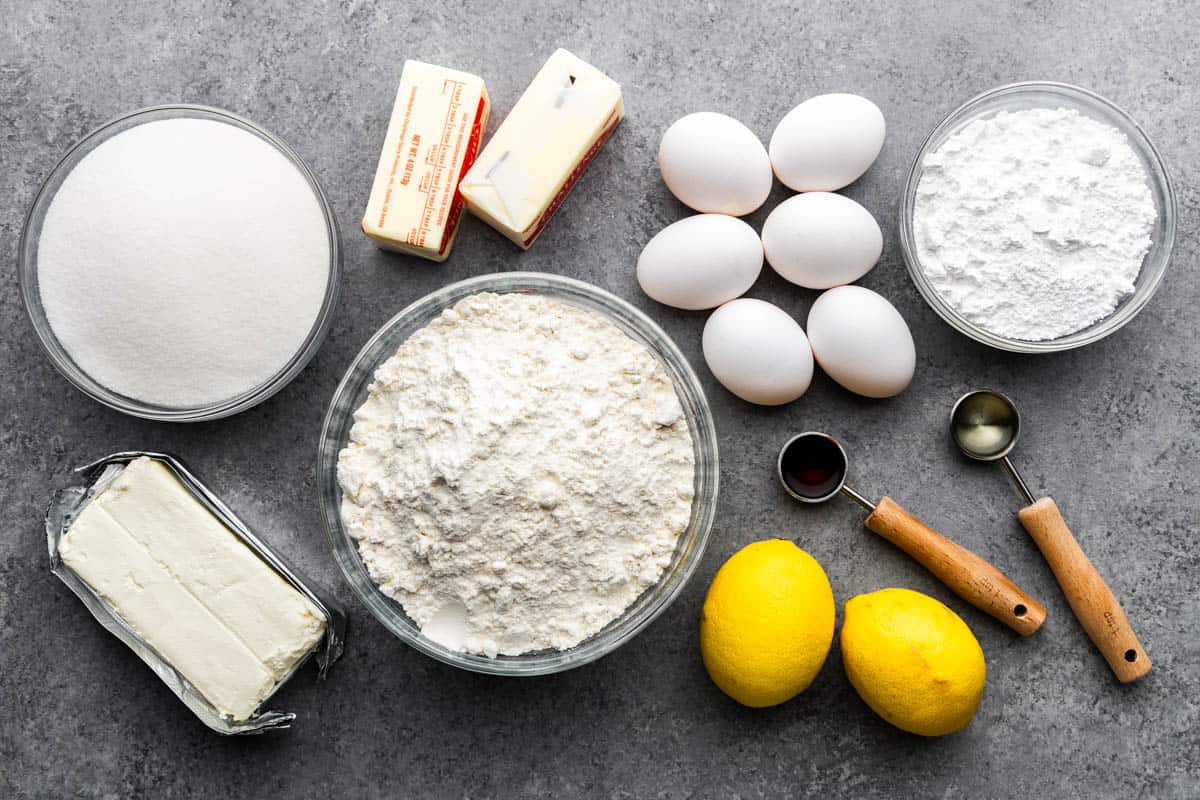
[318,272,719,676]
[900,82,1176,352]
[18,105,340,420]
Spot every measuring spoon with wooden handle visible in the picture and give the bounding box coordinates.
[950,390,1150,682]
[778,432,1045,636]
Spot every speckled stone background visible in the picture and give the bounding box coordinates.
[2,1,1197,797]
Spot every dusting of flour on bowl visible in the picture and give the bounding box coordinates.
[337,292,695,657]
[914,107,1157,341]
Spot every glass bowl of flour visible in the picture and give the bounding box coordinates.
[18,105,340,420]
[318,273,719,676]
[900,82,1176,352]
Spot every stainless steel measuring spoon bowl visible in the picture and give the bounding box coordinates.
[950,389,1019,459]
[950,389,1034,505]
[776,432,873,510]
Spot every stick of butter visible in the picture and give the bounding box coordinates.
[362,60,490,262]
[59,457,327,721]
[459,49,624,249]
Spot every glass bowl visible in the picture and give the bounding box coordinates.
[318,273,720,676]
[17,104,342,421]
[899,82,1176,353]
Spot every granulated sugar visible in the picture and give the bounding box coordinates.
[37,117,330,408]
[914,107,1156,341]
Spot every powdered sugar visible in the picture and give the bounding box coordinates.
[337,293,695,657]
[37,118,330,407]
[914,107,1156,341]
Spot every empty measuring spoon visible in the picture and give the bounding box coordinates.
[951,390,1150,682]
[778,432,1045,635]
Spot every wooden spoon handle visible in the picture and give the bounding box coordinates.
[1018,497,1150,682]
[866,496,1046,636]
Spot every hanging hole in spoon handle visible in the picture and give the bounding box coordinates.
[1017,497,1151,682]
[865,497,1047,636]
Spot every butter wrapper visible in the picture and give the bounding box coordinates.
[361,60,490,261]
[459,48,623,249]
[46,451,346,735]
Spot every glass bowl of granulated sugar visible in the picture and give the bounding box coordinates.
[19,105,341,420]
[318,272,720,676]
[900,82,1176,353]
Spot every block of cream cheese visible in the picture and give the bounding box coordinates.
[458,49,624,248]
[362,60,490,261]
[58,457,326,721]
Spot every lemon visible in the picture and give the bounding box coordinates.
[700,539,835,707]
[841,588,986,736]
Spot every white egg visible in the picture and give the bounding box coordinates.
[769,94,886,192]
[659,112,773,216]
[702,298,813,405]
[761,192,882,289]
[637,215,763,310]
[806,286,915,398]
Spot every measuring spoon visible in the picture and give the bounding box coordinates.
[951,390,1150,682]
[777,432,1045,636]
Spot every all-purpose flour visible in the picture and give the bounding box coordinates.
[914,107,1156,341]
[37,118,330,407]
[338,293,695,657]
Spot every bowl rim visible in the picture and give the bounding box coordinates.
[317,271,720,676]
[898,80,1177,353]
[17,103,342,421]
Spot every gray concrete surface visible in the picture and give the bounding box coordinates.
[2,1,1197,797]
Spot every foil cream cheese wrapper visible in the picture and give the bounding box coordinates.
[45,451,346,735]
